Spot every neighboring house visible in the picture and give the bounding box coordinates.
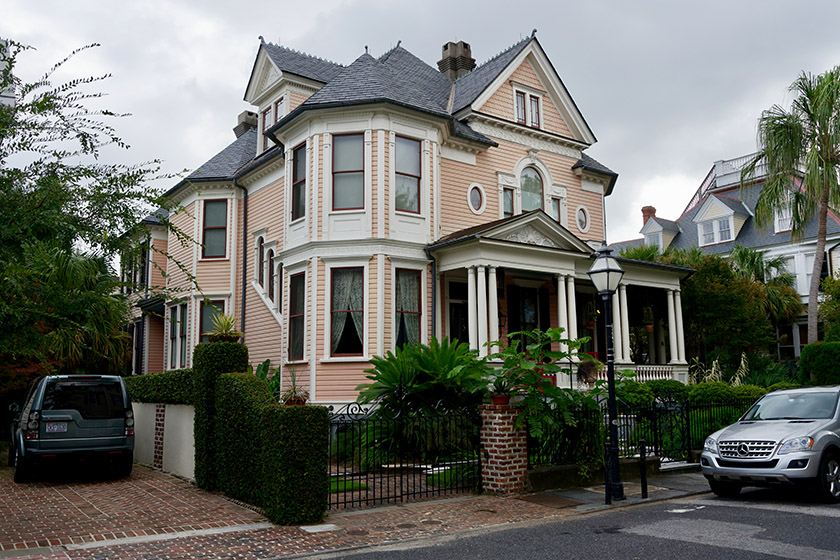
[125,33,691,403]
[612,153,840,360]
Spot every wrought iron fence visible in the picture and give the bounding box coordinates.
[328,403,482,510]
[528,398,758,469]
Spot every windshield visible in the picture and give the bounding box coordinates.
[42,380,126,419]
[742,392,839,421]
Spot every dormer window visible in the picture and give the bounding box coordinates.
[262,107,271,133]
[514,88,542,129]
[274,97,285,123]
[645,232,662,251]
[698,218,733,246]
[775,194,793,233]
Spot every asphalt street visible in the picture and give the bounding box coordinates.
[315,488,840,560]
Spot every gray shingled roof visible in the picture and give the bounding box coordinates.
[378,46,451,111]
[651,217,680,234]
[141,208,169,225]
[187,128,257,181]
[451,37,532,114]
[714,194,751,217]
[573,153,616,177]
[262,42,343,83]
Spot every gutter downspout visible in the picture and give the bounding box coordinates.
[234,178,247,341]
[425,248,437,339]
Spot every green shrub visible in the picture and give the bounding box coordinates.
[125,369,193,404]
[645,379,689,401]
[261,405,329,525]
[193,341,249,490]
[767,381,800,392]
[214,372,274,505]
[689,381,735,405]
[731,384,767,402]
[616,380,654,407]
[799,342,840,385]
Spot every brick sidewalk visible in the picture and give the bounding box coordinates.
[1,464,571,559]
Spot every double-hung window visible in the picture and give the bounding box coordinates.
[503,187,514,218]
[169,303,188,369]
[169,306,178,369]
[395,269,421,349]
[331,267,364,356]
[515,91,526,124]
[267,250,275,302]
[550,197,564,223]
[202,200,227,258]
[699,218,733,246]
[395,136,421,213]
[333,134,364,210]
[288,273,305,360]
[200,300,224,343]
[257,236,265,286]
[291,144,306,221]
[775,193,793,232]
[515,90,541,129]
[179,304,187,367]
[529,95,540,128]
[718,218,731,242]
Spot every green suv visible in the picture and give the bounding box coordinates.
[8,375,135,482]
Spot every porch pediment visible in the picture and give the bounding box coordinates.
[497,223,562,249]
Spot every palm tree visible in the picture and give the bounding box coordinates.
[742,67,840,345]
[728,245,803,326]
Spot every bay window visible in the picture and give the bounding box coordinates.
[395,136,420,213]
[292,144,306,221]
[200,300,224,343]
[333,134,364,210]
[331,267,364,356]
[288,273,305,360]
[395,269,421,349]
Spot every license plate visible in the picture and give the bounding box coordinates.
[46,422,67,433]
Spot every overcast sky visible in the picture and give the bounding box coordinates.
[4,0,840,243]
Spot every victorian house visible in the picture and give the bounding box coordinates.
[125,33,691,403]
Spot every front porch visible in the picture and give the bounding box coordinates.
[428,213,692,385]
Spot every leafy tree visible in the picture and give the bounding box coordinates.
[728,245,803,325]
[0,41,186,375]
[741,66,840,345]
[819,276,840,341]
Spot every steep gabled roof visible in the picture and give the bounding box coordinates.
[451,37,532,114]
[261,42,344,84]
[378,46,451,112]
[186,128,258,181]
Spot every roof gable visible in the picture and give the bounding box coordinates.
[244,42,343,104]
[693,195,736,223]
[456,38,596,145]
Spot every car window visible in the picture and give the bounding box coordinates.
[743,392,838,420]
[41,380,126,419]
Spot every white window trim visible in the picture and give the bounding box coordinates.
[322,259,369,362]
[775,205,793,233]
[166,302,189,371]
[512,83,544,129]
[697,216,734,246]
[467,183,486,215]
[575,205,591,234]
[390,258,428,349]
[252,229,267,283]
[645,232,663,251]
[198,197,232,262]
[285,263,308,363]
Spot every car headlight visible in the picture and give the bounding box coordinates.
[777,436,814,455]
[704,437,718,454]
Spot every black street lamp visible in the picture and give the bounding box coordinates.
[586,247,625,502]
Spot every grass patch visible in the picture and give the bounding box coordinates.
[330,479,369,493]
[425,464,479,487]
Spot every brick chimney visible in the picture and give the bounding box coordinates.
[233,110,258,138]
[437,41,476,80]
[642,206,657,226]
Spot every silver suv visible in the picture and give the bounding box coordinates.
[8,375,135,482]
[701,386,840,502]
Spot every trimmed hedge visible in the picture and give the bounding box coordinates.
[193,342,250,490]
[645,379,689,401]
[616,381,654,407]
[215,373,275,505]
[731,384,767,402]
[689,381,734,405]
[124,369,194,404]
[261,405,329,525]
[767,381,799,392]
[799,342,840,385]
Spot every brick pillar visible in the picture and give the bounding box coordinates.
[153,403,166,470]
[480,403,528,495]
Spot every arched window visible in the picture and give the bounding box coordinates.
[267,250,275,302]
[520,167,543,212]
[257,237,265,286]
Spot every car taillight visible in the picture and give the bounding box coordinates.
[125,409,134,436]
[25,411,40,440]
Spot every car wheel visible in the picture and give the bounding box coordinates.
[13,455,33,483]
[709,478,742,498]
[113,452,133,479]
[6,443,15,468]
[816,451,840,503]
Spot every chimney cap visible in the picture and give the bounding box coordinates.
[641,206,657,226]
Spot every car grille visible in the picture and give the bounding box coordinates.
[716,458,779,469]
[719,440,777,459]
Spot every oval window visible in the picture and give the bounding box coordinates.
[520,167,543,212]
[467,183,486,214]
[576,205,590,233]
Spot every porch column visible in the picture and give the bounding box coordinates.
[566,275,578,347]
[488,266,499,352]
[619,283,631,362]
[647,321,656,364]
[612,290,623,362]
[477,265,489,357]
[656,318,667,364]
[467,266,478,351]
[675,288,686,363]
[556,274,569,352]
[667,289,678,364]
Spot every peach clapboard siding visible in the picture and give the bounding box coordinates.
[439,155,498,238]
[289,91,308,112]
[165,202,196,293]
[479,60,573,139]
[150,238,168,290]
[145,315,165,374]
